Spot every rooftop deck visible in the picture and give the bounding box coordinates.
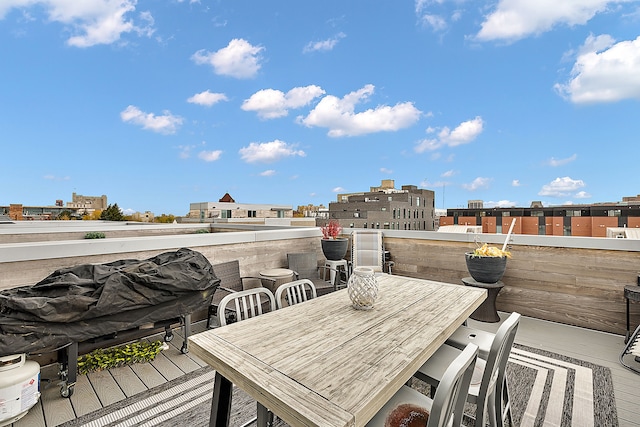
[10,314,640,427]
[2,222,640,425]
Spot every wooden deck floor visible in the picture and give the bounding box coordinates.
[10,315,640,427]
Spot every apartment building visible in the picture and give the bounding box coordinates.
[327,180,435,230]
[441,199,640,237]
[188,193,293,222]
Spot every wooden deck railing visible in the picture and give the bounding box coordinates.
[1,223,639,335]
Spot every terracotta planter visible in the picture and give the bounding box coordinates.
[465,253,507,283]
[321,238,348,261]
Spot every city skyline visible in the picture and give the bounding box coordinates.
[1,1,639,216]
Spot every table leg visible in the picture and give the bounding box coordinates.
[210,371,232,427]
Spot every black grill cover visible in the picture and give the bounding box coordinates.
[0,248,219,356]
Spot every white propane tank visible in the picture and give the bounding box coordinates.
[0,354,41,426]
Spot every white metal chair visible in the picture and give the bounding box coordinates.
[217,287,276,326]
[217,287,276,427]
[367,343,479,427]
[350,230,394,274]
[620,323,640,374]
[274,279,317,309]
[444,312,521,427]
[414,312,520,427]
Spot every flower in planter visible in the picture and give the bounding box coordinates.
[470,243,512,258]
[321,220,343,239]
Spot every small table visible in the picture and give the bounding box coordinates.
[624,285,640,343]
[324,259,349,288]
[462,277,504,323]
[259,268,294,294]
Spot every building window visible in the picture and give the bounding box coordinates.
[354,212,360,218]
[248,210,257,217]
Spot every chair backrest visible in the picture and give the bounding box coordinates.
[287,252,320,280]
[351,230,384,272]
[217,287,276,326]
[475,312,521,406]
[275,279,317,309]
[429,343,479,427]
[211,260,242,292]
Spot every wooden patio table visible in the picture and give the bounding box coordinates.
[188,274,486,427]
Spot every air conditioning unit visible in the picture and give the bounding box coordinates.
[0,354,41,426]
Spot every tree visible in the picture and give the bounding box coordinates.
[100,204,125,221]
[56,210,73,220]
[155,214,176,223]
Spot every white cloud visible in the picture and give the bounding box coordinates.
[546,154,577,166]
[538,176,586,197]
[332,187,345,192]
[575,191,592,198]
[192,38,264,79]
[380,167,393,174]
[239,140,306,163]
[0,0,155,47]
[198,150,222,162]
[476,0,625,43]
[178,144,194,159]
[512,179,521,186]
[120,105,183,134]
[420,179,448,188]
[441,170,457,178]
[187,90,228,107]
[421,14,448,31]
[414,138,440,153]
[462,177,492,191]
[414,0,450,32]
[242,85,325,119]
[415,117,484,153]
[485,200,518,208]
[43,174,70,181]
[303,32,346,53]
[554,34,640,103]
[298,84,421,137]
[260,169,276,177]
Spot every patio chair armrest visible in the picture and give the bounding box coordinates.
[289,270,301,280]
[241,276,271,287]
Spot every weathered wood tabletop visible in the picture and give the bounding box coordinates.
[189,274,486,427]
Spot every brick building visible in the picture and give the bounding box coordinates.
[441,200,640,237]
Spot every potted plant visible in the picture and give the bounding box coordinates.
[465,243,512,283]
[320,220,348,261]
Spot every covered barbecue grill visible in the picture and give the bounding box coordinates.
[0,248,219,397]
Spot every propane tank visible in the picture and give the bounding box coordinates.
[0,354,41,426]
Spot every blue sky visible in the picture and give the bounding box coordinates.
[1,0,639,216]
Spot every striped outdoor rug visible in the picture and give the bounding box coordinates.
[61,344,617,427]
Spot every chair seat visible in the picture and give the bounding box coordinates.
[367,385,435,426]
[415,344,486,399]
[446,326,494,359]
